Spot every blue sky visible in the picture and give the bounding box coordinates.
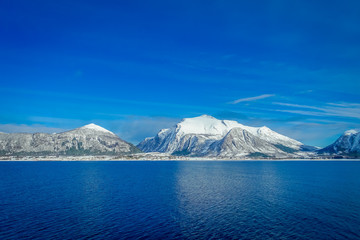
[1,0,360,147]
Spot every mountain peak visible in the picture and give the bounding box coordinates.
[79,123,114,134]
[344,129,360,135]
[178,115,240,136]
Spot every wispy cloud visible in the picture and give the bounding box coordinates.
[0,87,225,113]
[298,90,314,94]
[229,94,275,104]
[327,102,360,107]
[272,121,351,148]
[273,101,360,119]
[273,102,323,111]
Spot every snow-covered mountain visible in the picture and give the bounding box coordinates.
[137,115,315,158]
[318,129,360,157]
[0,123,140,156]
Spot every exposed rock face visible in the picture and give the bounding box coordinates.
[0,124,140,156]
[137,115,315,158]
[209,128,288,158]
[318,129,360,157]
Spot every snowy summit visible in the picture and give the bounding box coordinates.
[177,115,246,136]
[79,123,115,135]
[344,129,360,136]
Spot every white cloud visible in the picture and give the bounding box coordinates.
[0,124,66,134]
[110,116,181,144]
[229,94,275,104]
[272,122,350,148]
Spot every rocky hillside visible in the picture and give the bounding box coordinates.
[318,129,360,158]
[0,123,140,156]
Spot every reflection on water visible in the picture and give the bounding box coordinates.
[76,164,108,236]
[0,161,360,239]
[174,162,290,238]
[173,161,360,239]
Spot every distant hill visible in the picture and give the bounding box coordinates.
[0,123,140,156]
[318,129,360,158]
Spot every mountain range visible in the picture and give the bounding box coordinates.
[0,116,359,159]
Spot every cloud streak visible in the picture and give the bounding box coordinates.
[0,124,66,134]
[229,94,275,104]
[273,102,323,111]
[273,101,360,119]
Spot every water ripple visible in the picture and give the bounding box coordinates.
[0,161,360,239]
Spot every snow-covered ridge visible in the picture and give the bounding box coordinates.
[175,115,301,145]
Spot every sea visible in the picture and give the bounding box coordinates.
[0,161,359,239]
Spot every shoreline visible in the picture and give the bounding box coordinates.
[0,157,359,162]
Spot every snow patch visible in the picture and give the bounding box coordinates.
[345,129,360,135]
[177,115,301,145]
[177,115,245,137]
[80,123,114,135]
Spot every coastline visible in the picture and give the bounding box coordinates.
[0,155,359,162]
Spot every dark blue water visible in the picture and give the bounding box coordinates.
[0,161,360,240]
